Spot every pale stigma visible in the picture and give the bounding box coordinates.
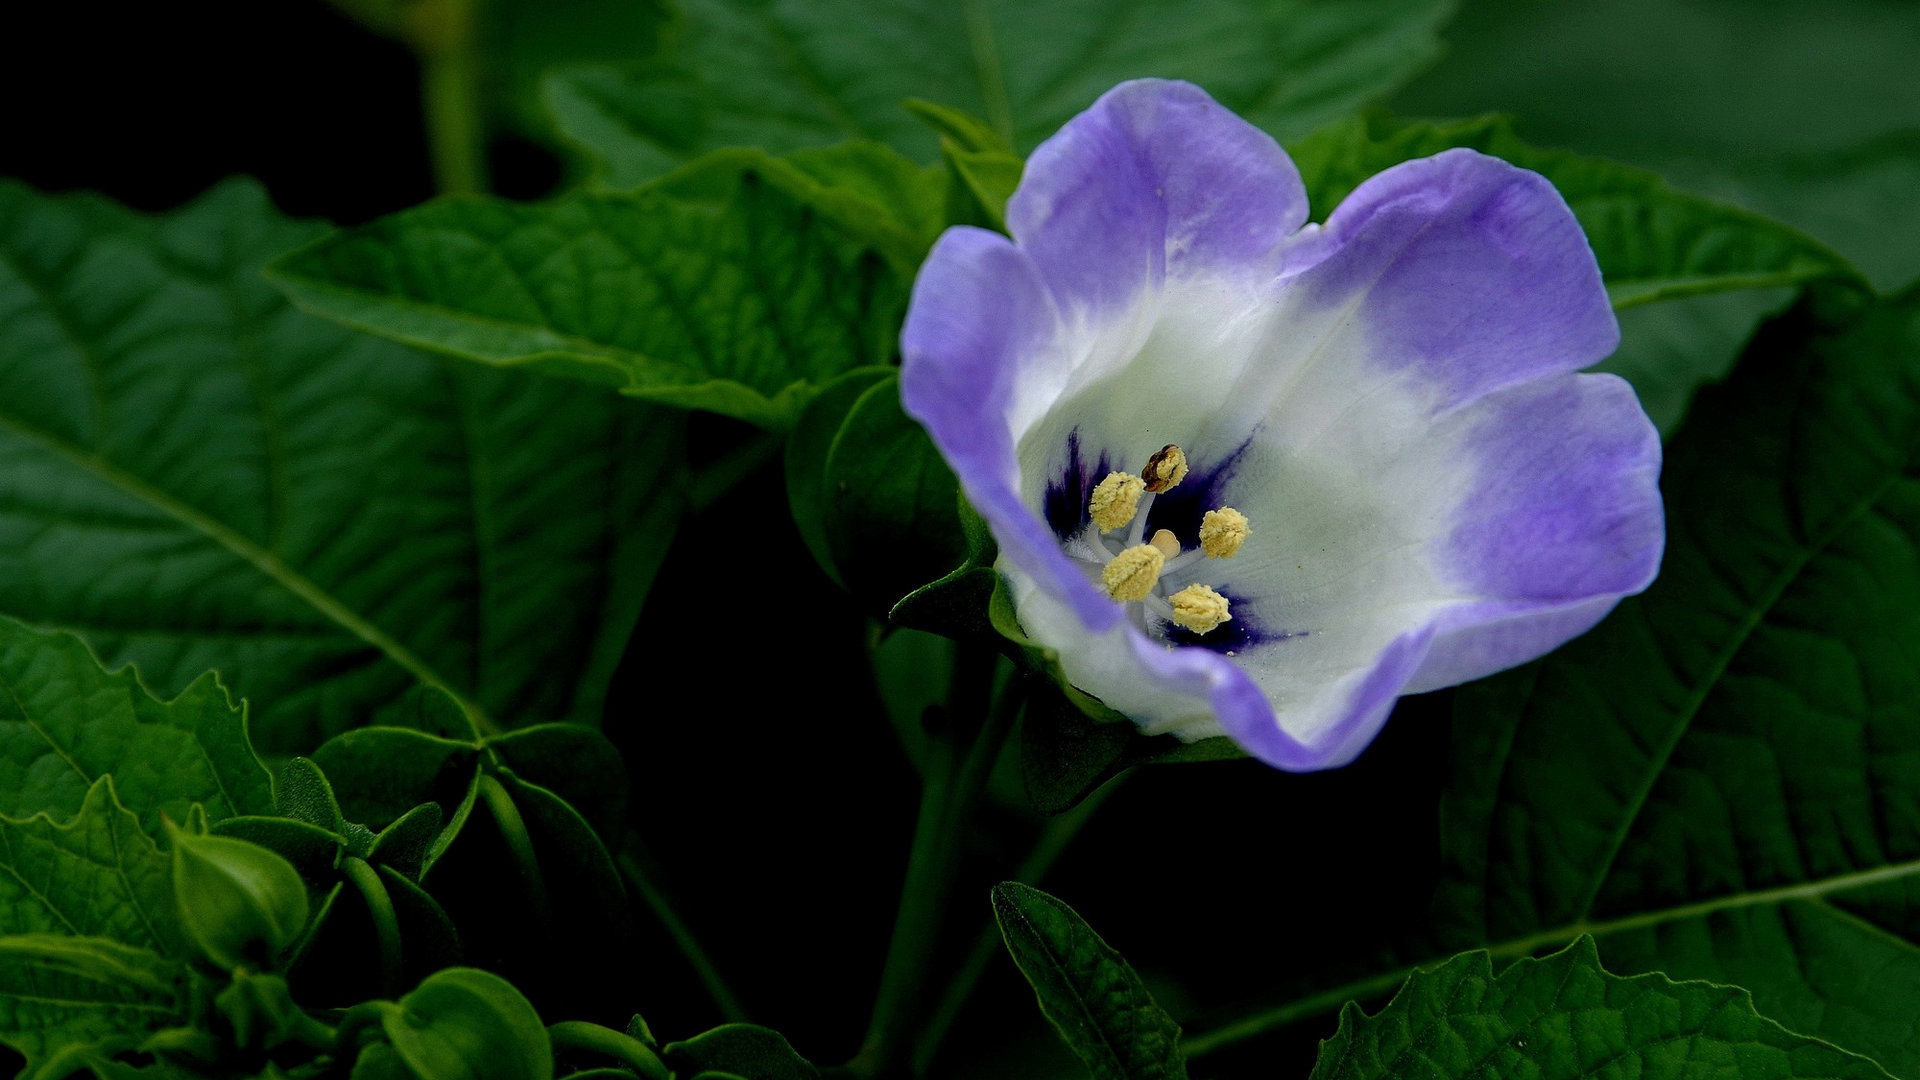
[1168,584,1232,634]
[1199,507,1250,559]
[1088,472,1146,532]
[1101,544,1164,602]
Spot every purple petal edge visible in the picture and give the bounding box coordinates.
[1008,79,1308,318]
[899,227,1121,632]
[1296,148,1620,409]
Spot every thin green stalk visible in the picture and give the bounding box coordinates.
[847,651,1021,1078]
[406,0,488,195]
[548,1021,671,1080]
[478,774,552,950]
[911,775,1124,1072]
[341,856,403,998]
[689,431,784,515]
[618,844,749,1022]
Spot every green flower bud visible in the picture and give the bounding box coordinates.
[379,968,552,1080]
[167,820,310,971]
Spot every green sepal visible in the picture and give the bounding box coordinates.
[786,367,896,588]
[484,725,628,846]
[661,1024,818,1080]
[366,803,447,881]
[165,822,310,972]
[786,369,971,614]
[213,970,332,1053]
[273,758,348,836]
[991,882,1187,1080]
[208,816,344,891]
[377,968,552,1080]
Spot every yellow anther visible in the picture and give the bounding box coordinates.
[1088,472,1146,532]
[1168,584,1232,634]
[1142,444,1189,492]
[1101,544,1164,603]
[1148,528,1181,560]
[1199,507,1250,559]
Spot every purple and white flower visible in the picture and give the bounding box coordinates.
[900,80,1664,771]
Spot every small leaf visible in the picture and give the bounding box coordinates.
[273,757,346,834]
[662,1024,817,1080]
[268,171,907,431]
[1310,938,1892,1080]
[991,882,1187,1080]
[380,968,552,1080]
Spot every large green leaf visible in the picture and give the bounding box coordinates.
[0,618,269,833]
[543,0,1454,185]
[1311,939,1889,1080]
[992,882,1187,1080]
[0,779,179,955]
[268,166,907,431]
[0,935,185,1076]
[0,180,676,751]
[1190,291,1920,1073]
[1287,112,1865,309]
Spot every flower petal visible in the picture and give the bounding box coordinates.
[1295,147,1621,407]
[899,227,1121,631]
[1407,371,1664,691]
[1008,78,1309,323]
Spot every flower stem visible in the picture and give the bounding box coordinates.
[341,856,403,998]
[548,1021,671,1080]
[404,0,488,195]
[909,774,1124,1072]
[847,647,1020,1078]
[617,842,749,1022]
[477,774,552,951]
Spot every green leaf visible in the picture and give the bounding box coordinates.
[1310,938,1891,1080]
[0,778,179,956]
[0,935,185,1076]
[268,170,907,431]
[1421,290,1920,1072]
[606,144,948,273]
[378,968,552,1080]
[543,0,1454,185]
[0,179,679,750]
[820,374,969,610]
[1287,112,1866,309]
[0,617,269,834]
[991,881,1187,1080]
[661,1024,817,1080]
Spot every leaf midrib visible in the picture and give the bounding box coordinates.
[1569,459,1910,923]
[1183,854,1920,1058]
[0,409,482,724]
